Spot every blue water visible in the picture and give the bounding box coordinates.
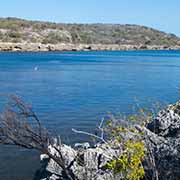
[0,50,180,179]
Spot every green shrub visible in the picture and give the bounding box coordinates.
[42,32,70,44]
[0,31,3,40]
[106,141,145,180]
[103,107,154,180]
[6,31,21,38]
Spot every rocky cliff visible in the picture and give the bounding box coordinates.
[36,101,180,180]
[1,42,180,52]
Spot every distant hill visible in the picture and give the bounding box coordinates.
[0,17,179,46]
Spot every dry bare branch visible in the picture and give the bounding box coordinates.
[0,95,76,180]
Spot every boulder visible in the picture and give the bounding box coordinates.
[148,101,180,137]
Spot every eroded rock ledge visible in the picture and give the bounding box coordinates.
[36,101,180,180]
[0,43,180,52]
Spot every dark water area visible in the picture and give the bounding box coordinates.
[0,50,180,179]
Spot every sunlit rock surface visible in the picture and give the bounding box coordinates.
[37,102,180,180]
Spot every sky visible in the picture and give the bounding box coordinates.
[0,0,180,36]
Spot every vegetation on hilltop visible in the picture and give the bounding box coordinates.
[0,17,179,46]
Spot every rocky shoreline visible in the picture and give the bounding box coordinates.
[0,43,180,52]
[36,101,180,180]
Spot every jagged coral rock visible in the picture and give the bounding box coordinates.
[39,102,180,180]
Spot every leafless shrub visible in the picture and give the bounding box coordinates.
[0,95,76,180]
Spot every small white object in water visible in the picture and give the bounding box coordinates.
[34,66,39,71]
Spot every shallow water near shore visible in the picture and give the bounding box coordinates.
[0,50,180,179]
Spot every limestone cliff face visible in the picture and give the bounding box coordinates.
[0,42,180,52]
[36,102,180,180]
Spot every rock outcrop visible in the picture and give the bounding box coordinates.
[36,101,180,180]
[0,42,180,52]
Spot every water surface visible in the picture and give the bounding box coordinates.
[0,50,180,179]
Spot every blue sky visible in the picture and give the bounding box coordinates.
[0,0,180,36]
